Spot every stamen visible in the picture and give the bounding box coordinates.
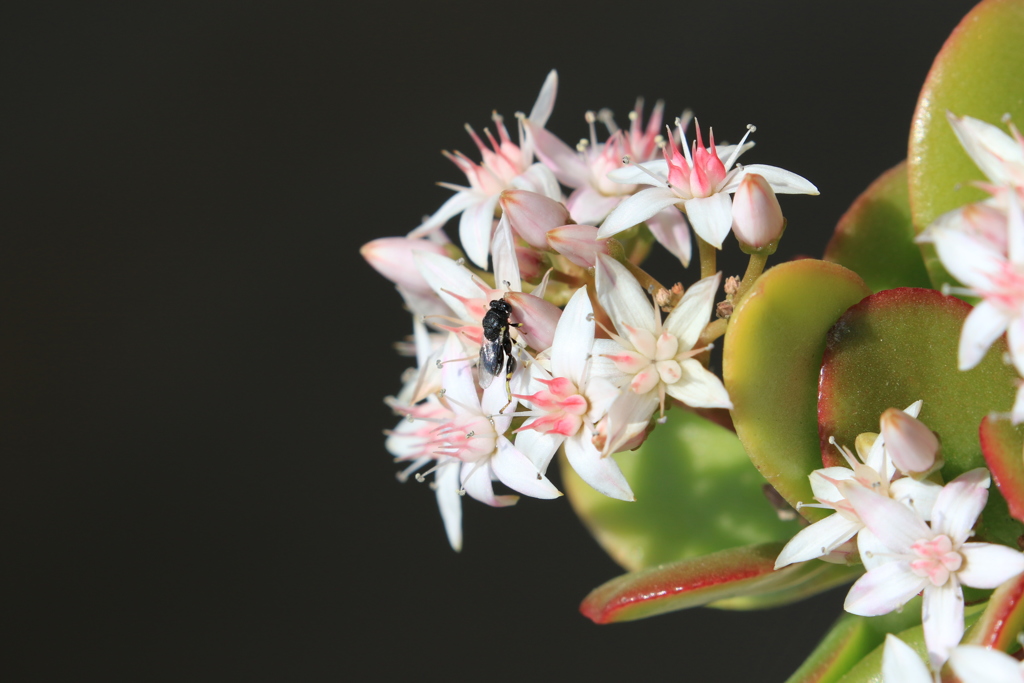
[723,124,757,170]
[828,435,859,469]
[940,283,977,297]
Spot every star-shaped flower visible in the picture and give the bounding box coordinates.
[598,120,817,249]
[842,468,1024,668]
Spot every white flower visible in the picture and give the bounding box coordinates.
[946,112,1024,191]
[514,287,634,501]
[881,635,934,683]
[598,120,817,249]
[408,70,562,268]
[591,253,731,454]
[842,468,1024,667]
[775,401,942,569]
[950,644,1024,683]
[527,99,667,225]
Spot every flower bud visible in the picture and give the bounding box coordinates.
[731,173,784,248]
[546,224,610,267]
[500,190,571,249]
[504,291,561,351]
[880,407,942,478]
[360,237,448,294]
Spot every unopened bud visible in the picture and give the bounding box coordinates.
[880,407,942,478]
[731,173,784,249]
[503,291,561,351]
[500,190,571,249]
[361,237,448,294]
[547,224,610,267]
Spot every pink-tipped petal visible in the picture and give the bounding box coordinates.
[527,123,592,189]
[500,189,571,249]
[547,224,610,268]
[361,237,449,294]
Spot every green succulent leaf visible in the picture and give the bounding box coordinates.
[823,162,931,294]
[818,287,1022,545]
[724,259,870,521]
[908,0,1024,234]
[561,407,799,572]
[785,606,923,683]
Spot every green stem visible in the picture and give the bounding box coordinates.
[696,318,728,349]
[697,236,717,281]
[733,251,770,305]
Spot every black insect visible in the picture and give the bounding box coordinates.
[479,298,521,413]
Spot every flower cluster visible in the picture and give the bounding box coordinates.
[917,113,1024,421]
[363,71,816,549]
[364,64,1024,683]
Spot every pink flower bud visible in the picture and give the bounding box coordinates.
[546,224,610,267]
[731,173,784,248]
[515,245,545,281]
[880,407,942,478]
[500,190,571,249]
[360,237,448,294]
[504,291,561,351]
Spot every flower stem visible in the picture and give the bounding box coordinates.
[733,251,770,304]
[697,318,728,349]
[697,236,717,280]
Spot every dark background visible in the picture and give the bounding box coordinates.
[0,1,981,680]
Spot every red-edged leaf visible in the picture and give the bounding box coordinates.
[580,542,828,624]
[965,572,1024,651]
[980,415,1024,524]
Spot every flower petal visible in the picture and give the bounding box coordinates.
[684,193,733,248]
[598,187,680,239]
[490,436,562,499]
[841,480,931,554]
[890,478,943,521]
[774,512,862,569]
[957,542,1024,588]
[601,390,659,455]
[959,300,1010,371]
[646,206,692,267]
[809,467,856,503]
[528,123,593,189]
[947,112,1024,186]
[564,431,634,501]
[435,460,463,552]
[567,186,623,226]
[595,253,657,336]
[606,159,670,186]
[844,560,927,616]
[922,582,964,668]
[931,468,990,545]
[882,635,934,683]
[459,192,500,268]
[663,359,732,409]
[551,286,595,385]
[490,215,521,294]
[663,272,721,351]
[857,526,891,571]
[440,333,481,412]
[527,70,558,129]
[724,164,820,195]
[949,644,1024,683]
[409,189,482,238]
[513,428,563,472]
[461,464,518,507]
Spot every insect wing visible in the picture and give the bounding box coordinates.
[478,339,503,389]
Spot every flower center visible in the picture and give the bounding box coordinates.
[517,376,588,437]
[909,534,963,586]
[438,413,497,463]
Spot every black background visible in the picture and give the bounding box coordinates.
[1,1,982,680]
